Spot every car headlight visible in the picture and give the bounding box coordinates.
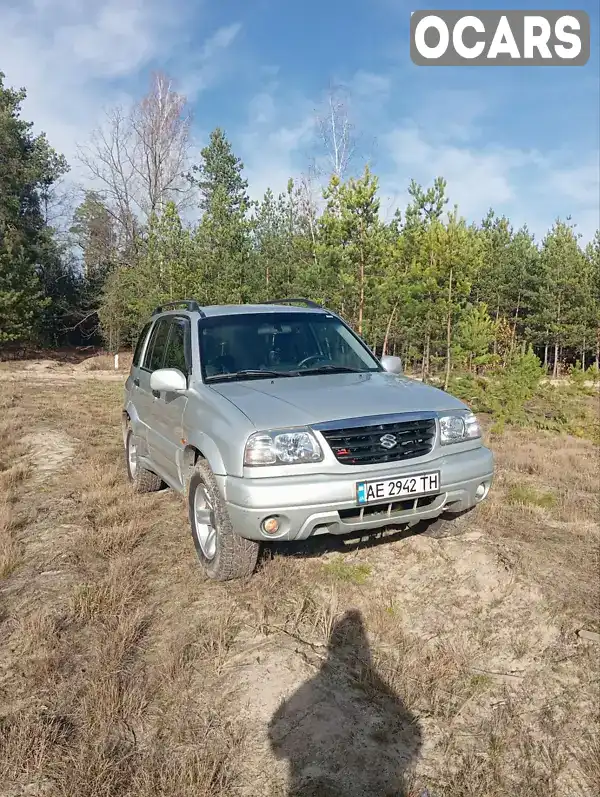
[439,412,481,445]
[244,428,324,466]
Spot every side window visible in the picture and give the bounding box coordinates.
[132,322,152,367]
[143,319,170,371]
[164,317,191,374]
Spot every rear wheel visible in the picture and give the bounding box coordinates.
[125,427,162,493]
[188,459,259,581]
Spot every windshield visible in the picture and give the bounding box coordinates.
[199,312,382,382]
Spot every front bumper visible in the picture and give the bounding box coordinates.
[218,445,494,542]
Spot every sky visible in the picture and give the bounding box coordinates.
[1,0,599,242]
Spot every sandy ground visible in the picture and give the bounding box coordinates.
[0,365,598,797]
[0,359,126,382]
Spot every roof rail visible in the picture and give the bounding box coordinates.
[262,298,323,310]
[152,300,206,318]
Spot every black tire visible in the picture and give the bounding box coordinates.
[125,427,162,493]
[420,506,478,539]
[188,459,260,581]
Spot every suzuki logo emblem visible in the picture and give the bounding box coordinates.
[380,433,398,450]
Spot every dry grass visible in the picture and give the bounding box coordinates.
[0,498,20,578]
[0,380,246,797]
[0,374,598,797]
[479,427,600,631]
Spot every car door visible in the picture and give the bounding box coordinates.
[137,317,171,465]
[126,321,152,439]
[147,315,191,487]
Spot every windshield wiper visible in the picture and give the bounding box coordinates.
[205,369,293,382]
[206,365,369,382]
[295,365,367,375]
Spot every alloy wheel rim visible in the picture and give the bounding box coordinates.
[127,433,138,478]
[193,483,217,560]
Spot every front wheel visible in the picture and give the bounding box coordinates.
[125,427,162,493]
[188,460,259,581]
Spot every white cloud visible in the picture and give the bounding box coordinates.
[0,0,240,171]
[235,83,320,202]
[349,71,391,99]
[380,123,599,241]
[241,113,317,202]
[544,156,600,207]
[179,22,243,100]
[247,92,278,126]
[51,0,165,77]
[200,22,242,58]
[383,125,532,214]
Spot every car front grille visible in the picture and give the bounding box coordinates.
[318,416,437,466]
[338,493,440,523]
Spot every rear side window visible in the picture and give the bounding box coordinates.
[164,317,191,374]
[143,319,170,371]
[132,323,152,367]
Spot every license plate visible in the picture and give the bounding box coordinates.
[356,471,440,505]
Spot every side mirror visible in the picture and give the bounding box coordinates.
[150,368,187,393]
[381,355,403,375]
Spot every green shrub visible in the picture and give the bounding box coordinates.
[446,348,598,439]
[475,347,544,423]
[568,361,596,395]
[507,484,557,509]
[586,363,600,386]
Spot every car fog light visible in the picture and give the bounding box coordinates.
[475,483,487,500]
[262,517,280,534]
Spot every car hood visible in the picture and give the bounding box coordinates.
[210,372,466,429]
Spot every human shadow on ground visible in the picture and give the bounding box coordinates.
[268,609,423,797]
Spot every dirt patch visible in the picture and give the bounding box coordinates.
[75,354,133,372]
[23,360,61,372]
[0,358,128,382]
[21,430,76,476]
[229,522,573,794]
[0,369,125,383]
[231,615,425,797]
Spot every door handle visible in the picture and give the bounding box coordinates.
[134,378,140,386]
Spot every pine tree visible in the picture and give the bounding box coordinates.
[188,128,253,304]
[317,166,386,343]
[584,231,600,369]
[453,302,497,372]
[188,127,249,216]
[0,72,67,342]
[536,219,587,377]
[70,192,117,278]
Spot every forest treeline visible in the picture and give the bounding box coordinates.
[1,71,599,381]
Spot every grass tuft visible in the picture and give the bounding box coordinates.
[322,557,372,584]
[506,484,557,509]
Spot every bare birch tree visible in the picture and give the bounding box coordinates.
[77,72,193,249]
[315,83,356,181]
[130,73,193,218]
[78,105,138,248]
[297,165,321,261]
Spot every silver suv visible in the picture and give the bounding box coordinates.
[123,299,494,580]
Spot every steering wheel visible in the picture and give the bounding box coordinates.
[297,354,327,369]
